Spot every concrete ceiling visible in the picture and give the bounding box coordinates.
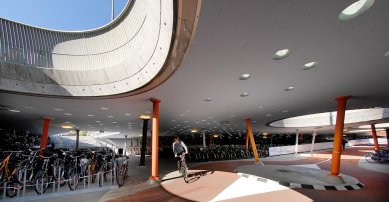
[1,0,389,138]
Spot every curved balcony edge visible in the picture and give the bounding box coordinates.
[0,0,202,98]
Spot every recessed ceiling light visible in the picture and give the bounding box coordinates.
[284,86,294,91]
[96,121,101,123]
[179,114,185,117]
[190,129,198,133]
[339,0,375,21]
[171,120,176,122]
[61,125,74,129]
[65,121,71,124]
[24,106,34,109]
[240,92,249,97]
[184,120,189,123]
[139,114,152,120]
[204,98,212,102]
[101,107,109,110]
[272,49,290,60]
[266,114,272,117]
[125,113,132,116]
[107,116,114,118]
[99,123,104,126]
[384,51,389,57]
[282,110,289,113]
[54,108,64,111]
[239,74,251,80]
[9,109,21,113]
[112,122,117,124]
[64,113,72,116]
[302,62,318,70]
[87,115,94,117]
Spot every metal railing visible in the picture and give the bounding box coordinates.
[0,165,118,201]
[0,0,136,70]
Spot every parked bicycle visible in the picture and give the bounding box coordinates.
[365,149,389,164]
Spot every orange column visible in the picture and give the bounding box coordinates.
[330,96,351,176]
[370,124,380,151]
[39,118,52,156]
[245,118,260,162]
[148,98,161,183]
[245,130,249,150]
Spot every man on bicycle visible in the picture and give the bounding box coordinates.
[172,136,188,173]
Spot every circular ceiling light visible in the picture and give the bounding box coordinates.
[100,107,109,110]
[64,113,72,116]
[302,62,318,70]
[204,98,212,102]
[338,0,375,21]
[125,113,132,116]
[87,115,94,117]
[272,49,290,60]
[107,116,114,118]
[54,108,64,111]
[384,51,389,57]
[284,86,294,91]
[282,110,289,113]
[266,114,272,117]
[139,114,152,120]
[240,92,249,97]
[9,109,21,113]
[61,125,74,129]
[239,74,251,80]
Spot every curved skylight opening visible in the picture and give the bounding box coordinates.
[269,107,389,128]
[0,0,129,31]
[339,0,375,21]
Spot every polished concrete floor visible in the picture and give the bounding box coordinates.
[38,145,389,202]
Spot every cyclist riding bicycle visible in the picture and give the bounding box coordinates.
[172,136,188,174]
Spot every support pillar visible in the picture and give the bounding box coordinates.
[140,118,149,166]
[370,124,380,151]
[39,118,52,156]
[202,131,206,148]
[124,135,128,156]
[386,129,389,148]
[148,98,161,184]
[294,129,299,154]
[310,131,317,155]
[331,95,351,176]
[75,129,80,150]
[245,130,249,150]
[245,118,260,162]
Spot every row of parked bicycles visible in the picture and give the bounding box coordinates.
[365,149,389,164]
[0,147,129,198]
[186,145,269,162]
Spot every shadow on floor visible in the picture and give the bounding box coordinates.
[161,170,215,184]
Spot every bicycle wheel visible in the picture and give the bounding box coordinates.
[116,165,126,187]
[53,160,65,186]
[16,160,34,184]
[67,168,79,191]
[365,153,375,163]
[6,181,21,198]
[34,170,49,195]
[182,166,189,183]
